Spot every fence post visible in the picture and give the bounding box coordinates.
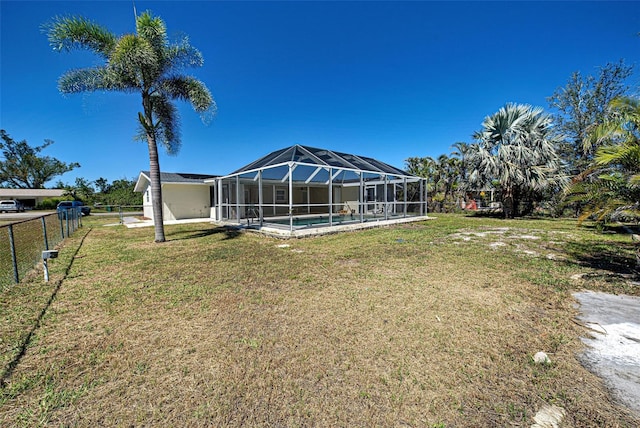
[8,224,19,284]
[66,212,70,238]
[42,216,49,251]
[59,214,64,240]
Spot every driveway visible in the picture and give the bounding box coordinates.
[0,211,55,222]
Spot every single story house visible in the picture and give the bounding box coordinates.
[135,145,427,231]
[134,171,218,221]
[0,188,65,208]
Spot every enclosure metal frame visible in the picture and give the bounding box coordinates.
[208,157,427,232]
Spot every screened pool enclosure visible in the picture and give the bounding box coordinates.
[207,145,427,231]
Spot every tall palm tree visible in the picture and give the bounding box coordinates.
[46,11,216,242]
[451,141,470,183]
[467,103,566,218]
[434,154,462,207]
[450,142,472,208]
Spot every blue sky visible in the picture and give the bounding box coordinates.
[1,1,639,186]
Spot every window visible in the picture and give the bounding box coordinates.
[276,188,286,202]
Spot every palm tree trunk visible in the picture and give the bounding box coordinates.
[503,185,514,219]
[146,133,166,243]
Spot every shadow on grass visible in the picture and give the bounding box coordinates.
[167,226,242,241]
[563,240,638,276]
[582,223,640,235]
[466,211,562,220]
[466,210,504,219]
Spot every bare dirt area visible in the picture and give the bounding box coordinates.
[1,214,639,426]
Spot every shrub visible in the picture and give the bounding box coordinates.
[35,197,71,210]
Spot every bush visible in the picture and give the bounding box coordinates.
[35,197,71,210]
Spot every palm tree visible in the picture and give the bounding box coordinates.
[405,156,434,180]
[451,142,470,181]
[435,154,463,210]
[588,97,640,169]
[46,11,216,242]
[571,97,640,224]
[406,154,464,212]
[451,141,471,209]
[467,103,566,218]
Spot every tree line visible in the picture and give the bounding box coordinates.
[53,176,142,208]
[28,177,141,210]
[0,129,141,208]
[406,60,638,222]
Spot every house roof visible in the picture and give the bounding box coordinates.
[135,146,415,191]
[142,171,217,183]
[0,188,65,198]
[134,171,218,192]
[231,144,413,177]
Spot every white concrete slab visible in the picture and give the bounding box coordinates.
[574,290,640,416]
[123,217,214,228]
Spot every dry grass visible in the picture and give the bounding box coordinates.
[1,214,639,427]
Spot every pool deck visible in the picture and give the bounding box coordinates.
[238,215,432,238]
[120,215,433,237]
[118,217,214,228]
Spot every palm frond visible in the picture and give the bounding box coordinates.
[596,143,640,169]
[58,67,108,93]
[159,76,216,114]
[628,174,640,186]
[165,38,205,71]
[110,35,159,85]
[135,11,168,55]
[150,94,181,155]
[45,16,116,58]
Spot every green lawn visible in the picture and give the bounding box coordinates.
[1,214,638,426]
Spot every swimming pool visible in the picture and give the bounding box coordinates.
[265,213,393,228]
[265,214,354,227]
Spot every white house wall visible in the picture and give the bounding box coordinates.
[143,187,154,219]
[341,186,359,212]
[142,183,211,221]
[162,184,211,220]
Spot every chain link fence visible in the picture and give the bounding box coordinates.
[115,205,144,224]
[1,210,82,289]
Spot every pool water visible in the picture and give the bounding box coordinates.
[267,214,356,227]
[265,213,394,227]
